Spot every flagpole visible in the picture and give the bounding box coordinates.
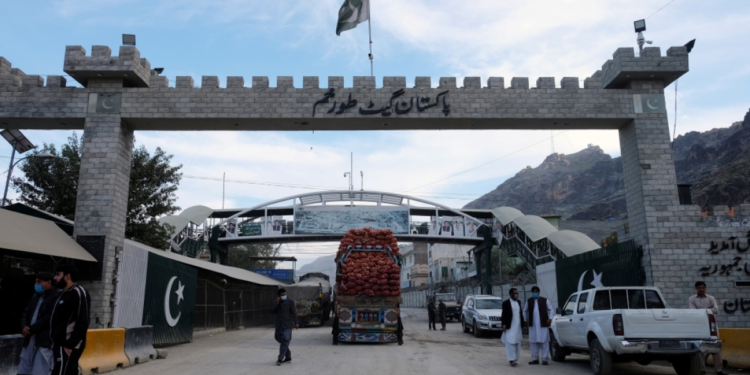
[367,1,373,76]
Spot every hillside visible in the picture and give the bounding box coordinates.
[464,108,750,218]
[296,254,336,283]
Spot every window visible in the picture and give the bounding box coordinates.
[645,290,665,309]
[563,294,578,316]
[467,298,474,309]
[628,289,645,309]
[577,292,589,314]
[476,299,503,309]
[593,290,611,310]
[611,290,628,309]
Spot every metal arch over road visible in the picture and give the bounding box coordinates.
[213,190,488,246]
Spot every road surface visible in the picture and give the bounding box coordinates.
[121,308,679,375]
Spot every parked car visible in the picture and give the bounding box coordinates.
[460,294,503,337]
[549,287,721,375]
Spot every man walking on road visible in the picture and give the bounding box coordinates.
[18,272,60,375]
[689,281,726,375]
[501,288,525,367]
[272,288,298,366]
[427,298,437,330]
[438,299,447,330]
[49,264,90,375]
[524,286,554,365]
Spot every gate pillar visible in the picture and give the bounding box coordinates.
[66,45,150,326]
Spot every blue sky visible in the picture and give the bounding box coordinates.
[2,0,749,265]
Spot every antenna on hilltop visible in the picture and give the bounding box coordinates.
[551,131,555,154]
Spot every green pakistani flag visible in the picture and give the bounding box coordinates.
[336,0,370,36]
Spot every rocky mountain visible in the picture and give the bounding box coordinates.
[464,144,626,218]
[465,108,750,218]
[296,254,336,283]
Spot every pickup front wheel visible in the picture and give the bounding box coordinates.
[550,334,566,362]
[589,339,612,375]
[672,353,703,375]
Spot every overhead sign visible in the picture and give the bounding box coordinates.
[254,269,293,280]
[294,206,409,234]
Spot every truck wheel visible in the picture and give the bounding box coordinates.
[550,334,566,362]
[589,339,612,375]
[462,317,470,333]
[473,321,483,338]
[672,353,702,375]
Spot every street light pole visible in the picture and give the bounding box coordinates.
[2,150,55,207]
[2,140,17,206]
[360,171,364,191]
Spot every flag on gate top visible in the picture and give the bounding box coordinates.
[336,0,370,36]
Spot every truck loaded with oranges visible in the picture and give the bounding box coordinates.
[331,228,404,345]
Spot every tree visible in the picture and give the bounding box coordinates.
[227,243,282,269]
[601,231,618,248]
[12,132,182,249]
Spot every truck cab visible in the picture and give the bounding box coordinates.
[433,292,462,321]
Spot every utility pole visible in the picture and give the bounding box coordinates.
[360,170,364,191]
[222,172,225,209]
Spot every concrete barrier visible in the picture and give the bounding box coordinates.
[124,326,158,365]
[78,328,130,375]
[0,335,24,375]
[708,328,750,369]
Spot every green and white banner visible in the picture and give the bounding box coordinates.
[536,240,643,309]
[142,252,198,345]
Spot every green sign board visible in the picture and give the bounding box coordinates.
[240,223,262,236]
[142,252,198,346]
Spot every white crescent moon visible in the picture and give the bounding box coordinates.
[646,98,659,110]
[165,276,181,327]
[101,96,114,109]
[577,270,588,293]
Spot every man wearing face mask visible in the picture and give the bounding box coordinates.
[523,286,554,365]
[501,288,525,367]
[49,264,90,375]
[18,272,61,375]
[271,288,299,366]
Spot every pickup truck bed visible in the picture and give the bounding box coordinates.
[550,287,720,375]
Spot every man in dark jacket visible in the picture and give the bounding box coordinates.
[438,299,447,330]
[501,288,525,367]
[271,288,298,366]
[18,272,61,375]
[50,264,90,375]
[427,298,437,330]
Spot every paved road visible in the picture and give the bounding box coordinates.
[122,308,678,375]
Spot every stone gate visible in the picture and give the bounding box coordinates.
[1,42,748,328]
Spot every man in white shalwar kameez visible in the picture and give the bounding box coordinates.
[524,286,554,365]
[501,288,525,366]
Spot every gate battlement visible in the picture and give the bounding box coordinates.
[63,45,152,88]
[0,44,688,92]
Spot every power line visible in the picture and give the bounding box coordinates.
[646,0,676,20]
[182,175,481,201]
[406,131,567,192]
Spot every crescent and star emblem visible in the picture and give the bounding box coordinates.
[646,98,660,110]
[577,269,605,292]
[100,95,115,110]
[165,276,185,327]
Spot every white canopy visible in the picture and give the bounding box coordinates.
[512,215,558,242]
[178,205,214,225]
[0,208,96,262]
[490,206,524,225]
[124,239,280,286]
[546,230,601,257]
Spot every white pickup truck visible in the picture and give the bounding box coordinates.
[549,287,721,375]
